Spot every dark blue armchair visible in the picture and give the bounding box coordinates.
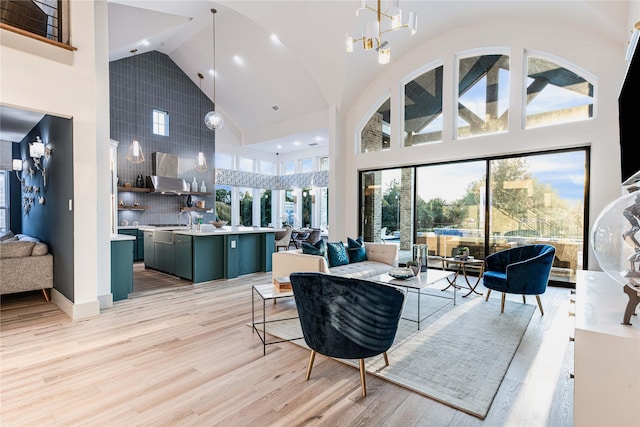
[483,244,555,314]
[290,272,406,397]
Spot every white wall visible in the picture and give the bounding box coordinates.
[338,18,626,271]
[0,1,109,319]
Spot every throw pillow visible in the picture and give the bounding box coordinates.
[302,239,326,257]
[347,236,367,263]
[0,230,14,241]
[327,241,349,267]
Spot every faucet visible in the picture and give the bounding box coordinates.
[179,211,193,228]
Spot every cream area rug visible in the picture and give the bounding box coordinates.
[257,290,535,419]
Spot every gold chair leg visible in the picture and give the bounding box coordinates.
[383,352,389,367]
[501,292,506,313]
[485,289,491,301]
[305,350,316,381]
[522,295,526,304]
[359,359,367,397]
[42,288,50,302]
[535,295,544,315]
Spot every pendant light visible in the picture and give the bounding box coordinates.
[204,8,224,130]
[126,48,145,163]
[195,73,208,172]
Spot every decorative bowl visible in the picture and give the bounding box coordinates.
[388,267,415,280]
[209,220,228,228]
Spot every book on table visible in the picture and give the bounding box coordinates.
[273,276,292,291]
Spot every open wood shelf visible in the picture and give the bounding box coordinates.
[118,205,148,211]
[118,186,150,193]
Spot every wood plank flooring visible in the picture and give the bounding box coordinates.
[1,264,575,426]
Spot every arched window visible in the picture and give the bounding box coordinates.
[404,65,443,146]
[525,55,594,128]
[361,96,391,153]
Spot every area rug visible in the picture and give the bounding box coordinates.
[257,291,535,419]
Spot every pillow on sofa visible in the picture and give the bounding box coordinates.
[0,230,14,241]
[32,242,49,256]
[347,236,367,263]
[327,241,349,267]
[302,239,326,257]
[0,241,35,258]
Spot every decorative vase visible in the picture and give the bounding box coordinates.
[191,177,198,192]
[186,195,193,207]
[136,174,144,188]
[201,181,206,193]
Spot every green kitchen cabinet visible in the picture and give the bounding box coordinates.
[118,228,144,261]
[111,239,133,301]
[175,234,193,280]
[143,230,155,269]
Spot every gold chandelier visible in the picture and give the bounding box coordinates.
[346,0,417,64]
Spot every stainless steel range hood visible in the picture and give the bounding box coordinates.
[146,152,189,194]
[146,175,190,194]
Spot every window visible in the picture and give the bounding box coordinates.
[404,65,443,146]
[152,109,169,136]
[284,161,294,175]
[300,158,313,173]
[359,148,588,284]
[238,156,254,172]
[457,54,510,138]
[215,184,232,222]
[525,56,594,128]
[361,97,391,153]
[239,187,253,226]
[320,157,329,171]
[260,160,275,175]
[0,171,8,232]
[260,189,272,227]
[215,152,233,169]
[302,188,313,228]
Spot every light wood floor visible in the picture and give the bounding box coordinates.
[1,265,575,426]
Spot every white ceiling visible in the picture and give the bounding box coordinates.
[1,1,632,154]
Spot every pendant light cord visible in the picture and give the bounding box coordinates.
[211,8,217,107]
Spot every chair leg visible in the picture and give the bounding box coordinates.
[485,289,491,301]
[535,295,544,315]
[42,288,50,302]
[383,351,389,367]
[522,295,526,304]
[305,350,316,381]
[359,359,367,397]
[501,292,506,313]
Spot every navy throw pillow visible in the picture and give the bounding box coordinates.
[327,241,349,267]
[302,239,326,257]
[347,236,367,263]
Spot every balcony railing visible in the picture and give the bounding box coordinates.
[0,0,70,47]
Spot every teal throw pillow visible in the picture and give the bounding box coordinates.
[302,239,326,257]
[327,241,349,267]
[347,236,367,263]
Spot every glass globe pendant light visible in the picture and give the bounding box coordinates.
[205,8,223,130]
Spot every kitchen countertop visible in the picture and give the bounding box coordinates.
[111,233,136,241]
[120,225,283,235]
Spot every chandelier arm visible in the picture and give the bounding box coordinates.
[380,24,409,35]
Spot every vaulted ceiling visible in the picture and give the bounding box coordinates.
[1,1,632,153]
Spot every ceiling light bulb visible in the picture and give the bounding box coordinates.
[205,111,224,130]
[389,7,402,29]
[378,46,390,64]
[346,34,354,52]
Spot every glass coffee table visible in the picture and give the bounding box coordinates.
[252,283,303,355]
[377,268,455,329]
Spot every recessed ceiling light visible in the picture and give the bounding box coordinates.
[209,69,217,78]
[140,39,150,47]
[270,34,282,45]
[276,144,283,149]
[233,55,243,65]
[314,136,323,142]
[293,140,302,146]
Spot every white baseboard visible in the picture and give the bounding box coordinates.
[51,289,101,320]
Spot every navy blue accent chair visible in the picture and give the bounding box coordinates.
[289,272,406,397]
[483,244,556,315]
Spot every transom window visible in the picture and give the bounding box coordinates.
[152,109,169,136]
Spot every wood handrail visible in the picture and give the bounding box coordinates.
[0,23,77,51]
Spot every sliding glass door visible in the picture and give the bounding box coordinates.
[360,149,587,284]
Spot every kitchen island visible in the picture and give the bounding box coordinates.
[141,225,278,283]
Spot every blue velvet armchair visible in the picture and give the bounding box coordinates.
[483,244,555,314]
[289,272,406,397]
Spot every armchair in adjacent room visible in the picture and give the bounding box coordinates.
[289,272,406,397]
[483,244,556,315]
[274,226,293,252]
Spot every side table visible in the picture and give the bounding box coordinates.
[437,257,485,298]
[252,283,302,355]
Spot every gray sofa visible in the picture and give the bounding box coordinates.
[272,242,397,281]
[0,232,53,301]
